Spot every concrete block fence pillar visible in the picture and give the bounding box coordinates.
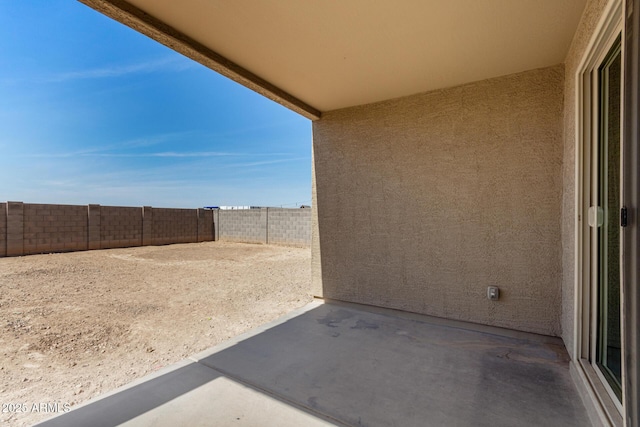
[213,209,219,241]
[209,209,215,241]
[265,207,269,244]
[142,206,153,246]
[88,204,101,250]
[0,202,6,257]
[6,201,24,257]
[196,208,203,242]
[262,208,269,244]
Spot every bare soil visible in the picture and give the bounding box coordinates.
[0,241,312,426]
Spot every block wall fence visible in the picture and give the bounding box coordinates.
[218,208,311,246]
[0,202,310,258]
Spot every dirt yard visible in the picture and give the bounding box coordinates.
[0,241,312,426]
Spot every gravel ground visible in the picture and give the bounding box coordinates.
[0,241,312,426]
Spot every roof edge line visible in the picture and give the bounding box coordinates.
[78,0,322,120]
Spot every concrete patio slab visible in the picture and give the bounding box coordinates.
[36,358,336,427]
[38,300,591,427]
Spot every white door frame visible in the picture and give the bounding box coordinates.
[621,0,640,425]
[574,0,625,425]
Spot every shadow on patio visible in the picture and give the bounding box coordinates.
[37,300,590,427]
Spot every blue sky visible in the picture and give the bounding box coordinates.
[0,1,312,208]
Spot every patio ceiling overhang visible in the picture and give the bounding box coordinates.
[79,0,587,120]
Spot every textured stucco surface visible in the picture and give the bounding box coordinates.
[313,65,565,336]
[311,150,323,297]
[561,0,609,355]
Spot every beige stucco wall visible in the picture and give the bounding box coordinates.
[561,0,609,356]
[312,65,565,336]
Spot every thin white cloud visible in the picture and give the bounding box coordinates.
[43,56,194,83]
[92,151,237,158]
[146,151,234,158]
[13,150,296,160]
[5,131,197,158]
[12,151,232,159]
[224,157,309,168]
[88,131,200,154]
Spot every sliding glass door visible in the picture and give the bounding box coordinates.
[594,35,622,401]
